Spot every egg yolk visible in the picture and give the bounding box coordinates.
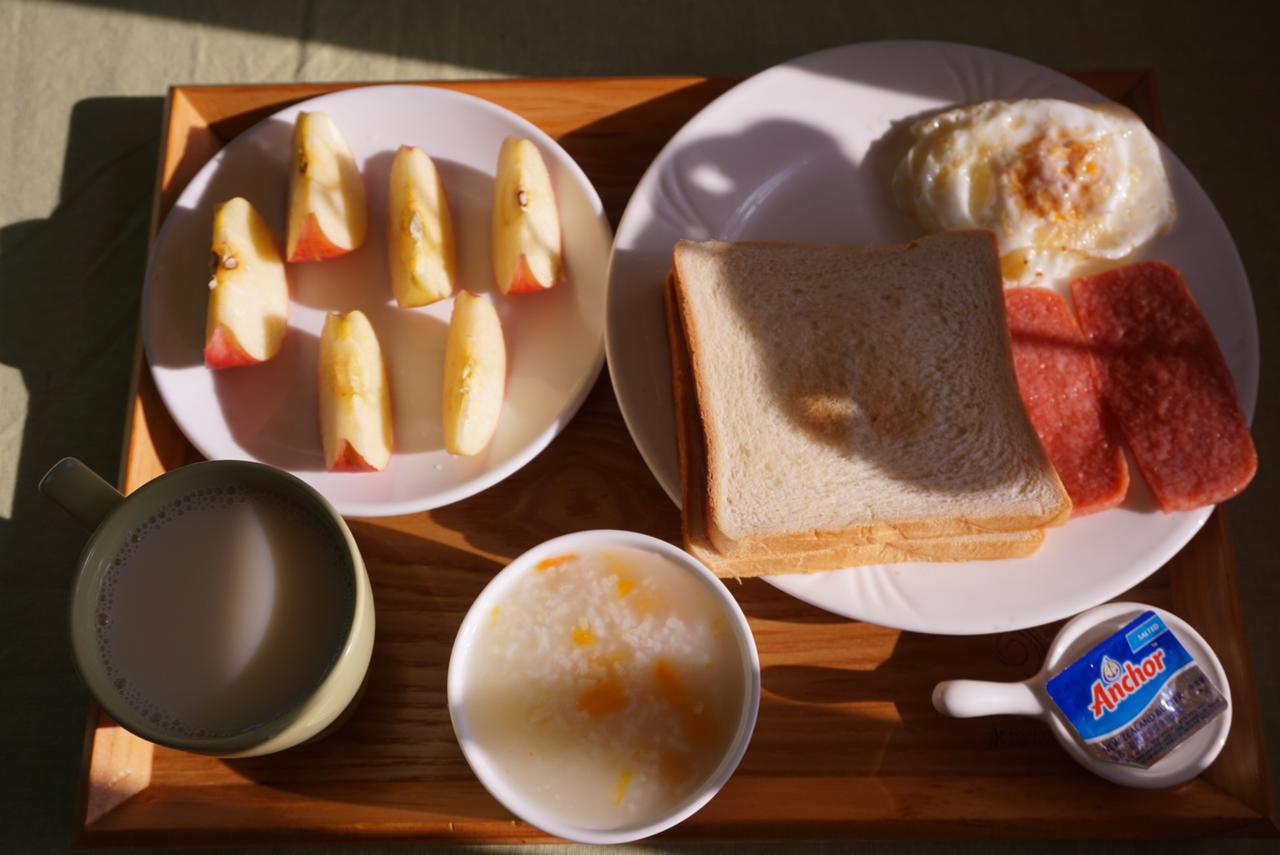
[1005,132,1106,237]
[1001,249,1040,282]
[571,626,595,646]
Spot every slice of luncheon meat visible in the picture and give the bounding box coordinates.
[1069,262,1256,512]
[1006,287,1129,516]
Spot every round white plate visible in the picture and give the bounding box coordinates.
[605,41,1259,634]
[144,85,612,517]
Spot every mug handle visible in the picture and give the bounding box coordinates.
[39,457,125,531]
[932,679,1045,718]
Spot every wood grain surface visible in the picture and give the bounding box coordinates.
[81,73,1277,844]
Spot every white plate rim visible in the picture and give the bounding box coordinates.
[604,40,1260,634]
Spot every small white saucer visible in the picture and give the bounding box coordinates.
[933,602,1231,788]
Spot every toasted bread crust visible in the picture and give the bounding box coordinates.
[665,265,1048,578]
[664,272,704,559]
[666,233,1069,574]
[689,528,1045,578]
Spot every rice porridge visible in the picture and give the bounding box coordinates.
[459,546,749,830]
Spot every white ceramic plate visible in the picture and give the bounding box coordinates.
[605,41,1259,634]
[144,85,612,517]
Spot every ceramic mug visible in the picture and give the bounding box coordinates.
[40,457,375,758]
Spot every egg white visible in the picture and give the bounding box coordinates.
[894,99,1175,287]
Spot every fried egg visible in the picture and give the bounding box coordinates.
[894,99,1175,286]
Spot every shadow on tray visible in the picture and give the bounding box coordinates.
[0,95,165,847]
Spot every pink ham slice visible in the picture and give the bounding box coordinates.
[1006,287,1129,516]
[1069,262,1256,512]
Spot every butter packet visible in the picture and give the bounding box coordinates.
[1045,610,1228,769]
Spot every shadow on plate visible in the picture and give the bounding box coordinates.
[212,327,325,472]
[379,306,449,456]
[146,116,294,371]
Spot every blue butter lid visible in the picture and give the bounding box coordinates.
[1046,611,1190,741]
[1044,610,1228,768]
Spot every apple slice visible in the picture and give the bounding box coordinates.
[204,197,289,369]
[442,292,506,456]
[491,137,562,294]
[286,111,368,263]
[318,311,393,471]
[387,145,457,307]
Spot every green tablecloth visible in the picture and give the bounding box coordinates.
[2,1,1276,851]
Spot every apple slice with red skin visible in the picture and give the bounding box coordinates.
[491,137,562,294]
[318,310,393,472]
[204,196,289,369]
[286,111,368,263]
[204,325,256,368]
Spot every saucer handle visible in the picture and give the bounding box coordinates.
[932,679,1044,718]
[39,457,124,531]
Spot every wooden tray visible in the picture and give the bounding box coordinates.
[79,74,1277,845]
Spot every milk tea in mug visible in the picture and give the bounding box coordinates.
[43,458,374,757]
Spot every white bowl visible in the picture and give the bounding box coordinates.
[447,530,761,844]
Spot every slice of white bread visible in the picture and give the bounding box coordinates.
[667,232,1070,568]
[665,270,1047,578]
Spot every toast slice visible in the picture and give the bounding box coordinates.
[665,271,1046,578]
[668,233,1069,566]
